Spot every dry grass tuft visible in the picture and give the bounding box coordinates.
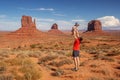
[38,55,58,64]
[19,58,41,80]
[48,59,73,67]
[0,74,13,80]
[91,69,109,75]
[51,69,64,76]
[87,77,101,80]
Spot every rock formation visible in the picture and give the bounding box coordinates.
[82,20,109,36]
[51,23,58,29]
[5,15,46,48]
[21,15,36,28]
[48,23,64,35]
[87,20,102,32]
[8,15,43,38]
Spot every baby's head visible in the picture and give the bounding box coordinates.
[74,22,79,27]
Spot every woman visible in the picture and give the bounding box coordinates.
[72,37,82,71]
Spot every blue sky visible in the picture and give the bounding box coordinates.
[0,0,120,31]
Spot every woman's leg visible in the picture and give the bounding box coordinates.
[73,57,77,69]
[76,57,80,69]
[73,57,79,71]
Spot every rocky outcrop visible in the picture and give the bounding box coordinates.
[51,23,58,29]
[5,15,46,48]
[8,15,43,38]
[87,20,102,32]
[48,23,64,35]
[83,20,110,36]
[21,15,36,28]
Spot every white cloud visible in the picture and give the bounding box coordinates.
[97,16,120,27]
[53,14,66,17]
[32,8,54,11]
[19,7,54,11]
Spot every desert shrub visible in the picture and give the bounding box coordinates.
[7,55,31,66]
[0,56,4,60]
[57,51,66,55]
[28,52,41,58]
[56,59,73,67]
[19,59,41,80]
[54,44,59,47]
[105,50,120,56]
[7,57,25,66]
[89,50,98,54]
[14,75,24,80]
[115,66,120,70]
[117,61,120,64]
[0,67,6,74]
[114,71,120,78]
[30,44,37,48]
[38,55,58,64]
[90,64,98,68]
[100,57,115,62]
[85,47,100,55]
[51,69,64,76]
[17,46,21,49]
[97,44,110,49]
[10,68,23,80]
[0,50,9,58]
[0,74,13,80]
[88,77,100,80]
[16,53,29,58]
[48,59,73,67]
[0,61,7,73]
[65,51,72,57]
[93,54,101,60]
[104,77,119,80]
[91,69,109,75]
[38,44,44,49]
[0,54,9,58]
[48,61,58,67]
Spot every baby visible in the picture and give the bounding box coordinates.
[71,23,80,39]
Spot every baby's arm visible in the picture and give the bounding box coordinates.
[71,26,80,39]
[76,30,80,38]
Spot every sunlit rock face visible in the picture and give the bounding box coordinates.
[87,20,102,32]
[48,23,64,35]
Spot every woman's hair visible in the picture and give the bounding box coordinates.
[79,37,83,42]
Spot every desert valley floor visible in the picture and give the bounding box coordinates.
[0,30,120,80]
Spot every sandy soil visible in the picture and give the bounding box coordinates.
[0,30,120,80]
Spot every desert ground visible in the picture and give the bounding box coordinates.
[0,30,120,80]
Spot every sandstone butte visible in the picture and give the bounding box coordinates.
[7,15,45,38]
[83,20,109,36]
[1,16,65,48]
[87,20,102,32]
[1,15,47,48]
[48,23,64,35]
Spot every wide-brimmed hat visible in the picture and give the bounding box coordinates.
[74,22,79,26]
